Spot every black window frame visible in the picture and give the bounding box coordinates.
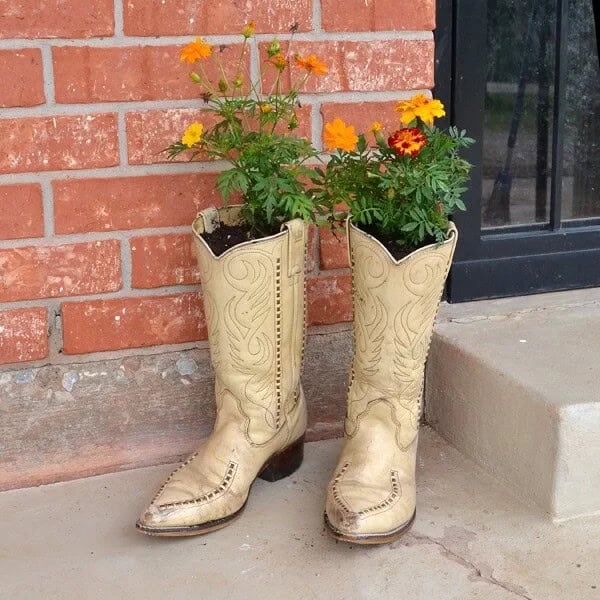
[436,0,600,302]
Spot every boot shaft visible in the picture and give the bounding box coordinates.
[346,221,457,448]
[192,206,307,445]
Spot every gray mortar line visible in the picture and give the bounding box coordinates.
[113,0,125,37]
[312,0,323,33]
[116,112,129,166]
[39,44,56,105]
[39,179,55,237]
[0,87,432,119]
[0,31,432,51]
[0,225,196,249]
[0,283,205,311]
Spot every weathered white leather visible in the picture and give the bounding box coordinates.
[325,220,457,540]
[138,206,308,532]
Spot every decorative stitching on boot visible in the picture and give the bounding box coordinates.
[151,450,201,504]
[274,257,282,429]
[156,461,238,509]
[357,471,401,516]
[331,462,353,516]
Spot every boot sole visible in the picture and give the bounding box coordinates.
[324,509,416,545]
[135,435,305,538]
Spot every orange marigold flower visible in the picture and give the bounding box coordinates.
[388,127,427,157]
[269,52,288,70]
[294,54,328,76]
[242,20,255,38]
[394,93,445,126]
[324,118,358,152]
[180,37,212,64]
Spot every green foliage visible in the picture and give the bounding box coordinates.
[313,126,474,248]
[165,32,325,237]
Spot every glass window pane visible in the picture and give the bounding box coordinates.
[482,0,556,228]
[562,0,600,220]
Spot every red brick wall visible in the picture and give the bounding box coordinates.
[0,0,435,366]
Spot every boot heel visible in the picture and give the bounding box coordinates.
[258,435,305,482]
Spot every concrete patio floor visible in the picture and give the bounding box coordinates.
[1,428,599,599]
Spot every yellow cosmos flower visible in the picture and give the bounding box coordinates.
[181,122,204,147]
[370,121,383,133]
[180,37,212,64]
[242,20,255,38]
[260,104,274,113]
[269,52,287,70]
[324,118,358,152]
[394,94,446,126]
[294,54,328,76]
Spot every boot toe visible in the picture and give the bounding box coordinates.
[325,474,416,541]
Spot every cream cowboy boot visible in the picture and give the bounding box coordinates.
[137,205,308,536]
[324,220,457,544]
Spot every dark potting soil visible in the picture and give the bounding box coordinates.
[361,224,437,261]
[201,223,260,256]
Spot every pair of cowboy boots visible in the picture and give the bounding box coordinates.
[136,206,457,544]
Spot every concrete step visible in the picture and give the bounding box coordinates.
[1,429,598,600]
[426,288,600,521]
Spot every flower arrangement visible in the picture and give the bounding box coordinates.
[314,94,474,256]
[167,24,328,239]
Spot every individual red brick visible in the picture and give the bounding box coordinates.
[0,114,118,174]
[53,174,222,234]
[0,0,114,39]
[262,40,434,94]
[322,0,435,32]
[124,0,312,36]
[62,293,206,354]
[321,100,400,143]
[53,44,247,104]
[131,233,200,288]
[0,240,121,302]
[0,184,44,240]
[125,105,311,165]
[307,273,352,325]
[319,226,350,270]
[0,307,48,364]
[0,49,45,108]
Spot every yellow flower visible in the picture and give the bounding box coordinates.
[324,118,358,152]
[180,37,212,64]
[242,20,255,38]
[394,94,446,126]
[294,54,328,76]
[269,52,287,70]
[260,104,274,113]
[181,122,204,147]
[370,121,383,133]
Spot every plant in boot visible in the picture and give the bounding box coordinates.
[314,94,474,257]
[318,96,475,544]
[165,26,327,252]
[136,23,313,538]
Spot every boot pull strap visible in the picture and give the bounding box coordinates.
[283,219,306,278]
[198,207,220,234]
